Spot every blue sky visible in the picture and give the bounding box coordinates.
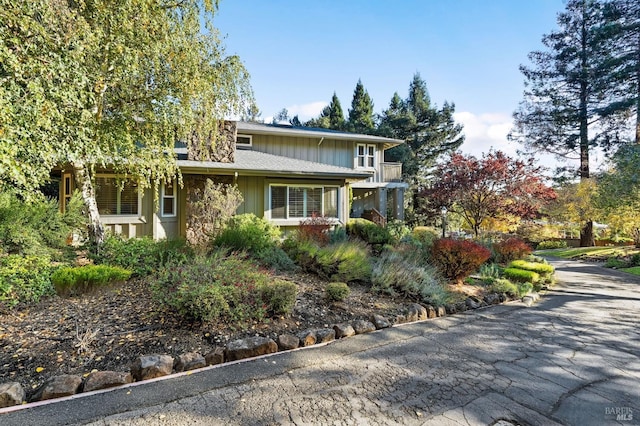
[214,0,567,161]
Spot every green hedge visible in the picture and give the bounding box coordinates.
[51,265,132,296]
[509,260,554,275]
[502,267,540,283]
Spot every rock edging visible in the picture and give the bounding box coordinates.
[0,291,523,409]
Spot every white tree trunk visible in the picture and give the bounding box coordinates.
[73,161,105,246]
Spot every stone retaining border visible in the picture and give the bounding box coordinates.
[0,291,538,413]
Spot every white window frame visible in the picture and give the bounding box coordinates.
[94,174,142,218]
[160,180,177,218]
[269,184,340,220]
[356,143,376,169]
[236,134,253,148]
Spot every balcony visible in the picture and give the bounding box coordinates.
[380,162,402,182]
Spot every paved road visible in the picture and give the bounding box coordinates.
[2,258,639,425]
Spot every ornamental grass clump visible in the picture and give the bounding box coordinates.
[429,238,491,284]
[52,265,132,296]
[372,250,449,306]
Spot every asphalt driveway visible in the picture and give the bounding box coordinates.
[2,258,639,425]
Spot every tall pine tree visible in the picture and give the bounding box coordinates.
[305,92,345,130]
[347,79,375,134]
[510,0,608,246]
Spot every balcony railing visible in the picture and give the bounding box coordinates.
[380,162,402,182]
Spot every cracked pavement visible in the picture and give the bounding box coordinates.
[2,258,639,425]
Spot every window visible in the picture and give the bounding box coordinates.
[236,134,252,148]
[269,185,339,219]
[95,176,139,215]
[161,181,176,217]
[356,144,376,168]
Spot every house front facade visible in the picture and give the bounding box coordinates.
[57,122,408,240]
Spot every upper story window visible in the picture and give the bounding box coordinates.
[356,144,376,168]
[161,181,176,217]
[94,176,140,216]
[236,134,252,149]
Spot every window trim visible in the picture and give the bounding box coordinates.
[160,180,177,218]
[94,174,142,217]
[269,184,340,221]
[355,143,376,169]
[236,134,253,148]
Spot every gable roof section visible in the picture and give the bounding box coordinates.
[177,149,372,180]
[236,122,403,149]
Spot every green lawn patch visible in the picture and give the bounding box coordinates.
[537,246,638,260]
[621,266,640,276]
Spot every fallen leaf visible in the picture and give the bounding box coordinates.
[35,367,44,373]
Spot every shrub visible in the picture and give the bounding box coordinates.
[346,218,393,249]
[485,278,518,297]
[537,240,568,250]
[0,191,87,257]
[412,227,439,248]
[630,253,640,267]
[328,226,348,244]
[186,180,244,246]
[386,220,411,243]
[51,265,132,296]
[0,255,54,308]
[260,279,298,315]
[604,257,627,268]
[214,214,281,254]
[298,215,333,245]
[509,260,554,275]
[517,282,534,297]
[325,282,350,301]
[492,238,532,263]
[253,247,297,272]
[372,250,449,305]
[479,263,502,280]
[503,267,540,283]
[94,236,192,277]
[429,239,491,284]
[151,252,297,323]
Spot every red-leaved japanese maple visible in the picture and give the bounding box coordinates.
[420,151,556,237]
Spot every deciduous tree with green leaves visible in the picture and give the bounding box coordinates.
[0,0,252,245]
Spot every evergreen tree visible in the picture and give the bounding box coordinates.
[598,0,640,144]
[510,0,609,246]
[381,74,464,183]
[347,79,375,134]
[305,92,345,130]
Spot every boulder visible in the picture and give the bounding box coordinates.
[131,355,174,381]
[352,320,376,335]
[465,297,480,310]
[406,303,427,322]
[455,302,468,312]
[333,323,355,339]
[298,330,317,347]
[174,352,206,373]
[31,375,82,402]
[395,314,407,324]
[522,296,535,307]
[277,334,300,351]
[370,314,391,329]
[436,306,447,317]
[498,293,508,303]
[225,336,278,362]
[315,328,336,343]
[0,382,25,408]
[83,371,132,392]
[426,306,437,319]
[204,347,225,366]
[484,293,500,305]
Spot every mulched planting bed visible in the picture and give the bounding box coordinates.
[1,271,416,398]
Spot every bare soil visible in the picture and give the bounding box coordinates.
[0,271,459,399]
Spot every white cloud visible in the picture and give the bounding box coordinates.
[454,111,518,158]
[285,101,328,121]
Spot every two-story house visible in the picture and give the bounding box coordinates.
[57,121,407,240]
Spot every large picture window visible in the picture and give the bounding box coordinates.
[270,185,339,219]
[95,176,139,215]
[356,144,376,168]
